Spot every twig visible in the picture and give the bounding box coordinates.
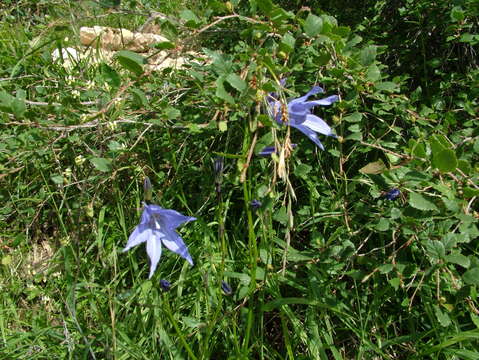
[195,14,265,36]
[24,99,97,107]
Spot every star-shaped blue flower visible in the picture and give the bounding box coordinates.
[123,203,195,278]
[268,84,339,150]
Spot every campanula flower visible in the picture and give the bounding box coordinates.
[250,199,262,210]
[123,202,196,279]
[384,188,401,200]
[160,279,171,292]
[267,84,339,150]
[258,144,297,156]
[221,281,233,295]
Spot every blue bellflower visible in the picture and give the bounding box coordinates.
[258,144,297,157]
[384,188,401,200]
[268,84,339,150]
[123,203,196,279]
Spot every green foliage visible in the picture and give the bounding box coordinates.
[0,0,478,359]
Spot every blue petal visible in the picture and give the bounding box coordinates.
[258,146,276,156]
[303,95,340,109]
[290,86,324,104]
[161,230,194,265]
[290,123,325,150]
[147,206,196,230]
[302,114,334,136]
[123,225,153,252]
[146,233,163,279]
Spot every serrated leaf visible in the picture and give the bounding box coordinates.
[226,73,247,92]
[433,148,458,173]
[450,6,465,22]
[359,160,386,174]
[304,13,323,37]
[90,157,112,172]
[343,112,362,123]
[463,268,479,285]
[434,305,451,327]
[116,50,146,76]
[215,77,235,105]
[445,253,470,268]
[218,121,227,132]
[409,192,438,211]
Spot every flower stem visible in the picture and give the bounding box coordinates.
[163,296,198,360]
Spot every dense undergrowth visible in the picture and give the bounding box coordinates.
[0,0,478,359]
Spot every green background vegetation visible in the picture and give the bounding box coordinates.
[0,0,478,358]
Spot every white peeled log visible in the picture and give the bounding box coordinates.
[51,47,82,68]
[80,26,169,52]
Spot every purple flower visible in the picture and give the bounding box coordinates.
[267,84,339,150]
[258,144,297,157]
[384,188,401,200]
[123,203,196,279]
[250,199,262,210]
[160,279,171,291]
[221,281,233,295]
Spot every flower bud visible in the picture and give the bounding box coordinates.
[144,177,153,202]
[221,281,233,295]
[160,279,171,292]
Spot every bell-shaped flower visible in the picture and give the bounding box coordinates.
[267,84,339,150]
[123,203,196,279]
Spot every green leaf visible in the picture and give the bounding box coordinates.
[360,45,377,66]
[254,132,273,154]
[153,41,176,50]
[130,88,148,108]
[445,253,470,268]
[359,160,386,174]
[376,218,390,231]
[280,32,296,53]
[432,149,458,173]
[463,268,479,286]
[256,0,274,16]
[450,6,465,22]
[366,64,381,81]
[215,77,235,105]
[294,163,312,178]
[434,305,452,327]
[0,91,13,112]
[343,112,362,123]
[226,73,247,92]
[100,63,121,88]
[10,97,26,118]
[164,106,181,120]
[90,157,112,172]
[115,50,146,76]
[409,192,438,211]
[375,82,398,92]
[218,121,227,132]
[180,10,200,27]
[304,14,323,37]
[273,206,288,225]
[50,175,64,185]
